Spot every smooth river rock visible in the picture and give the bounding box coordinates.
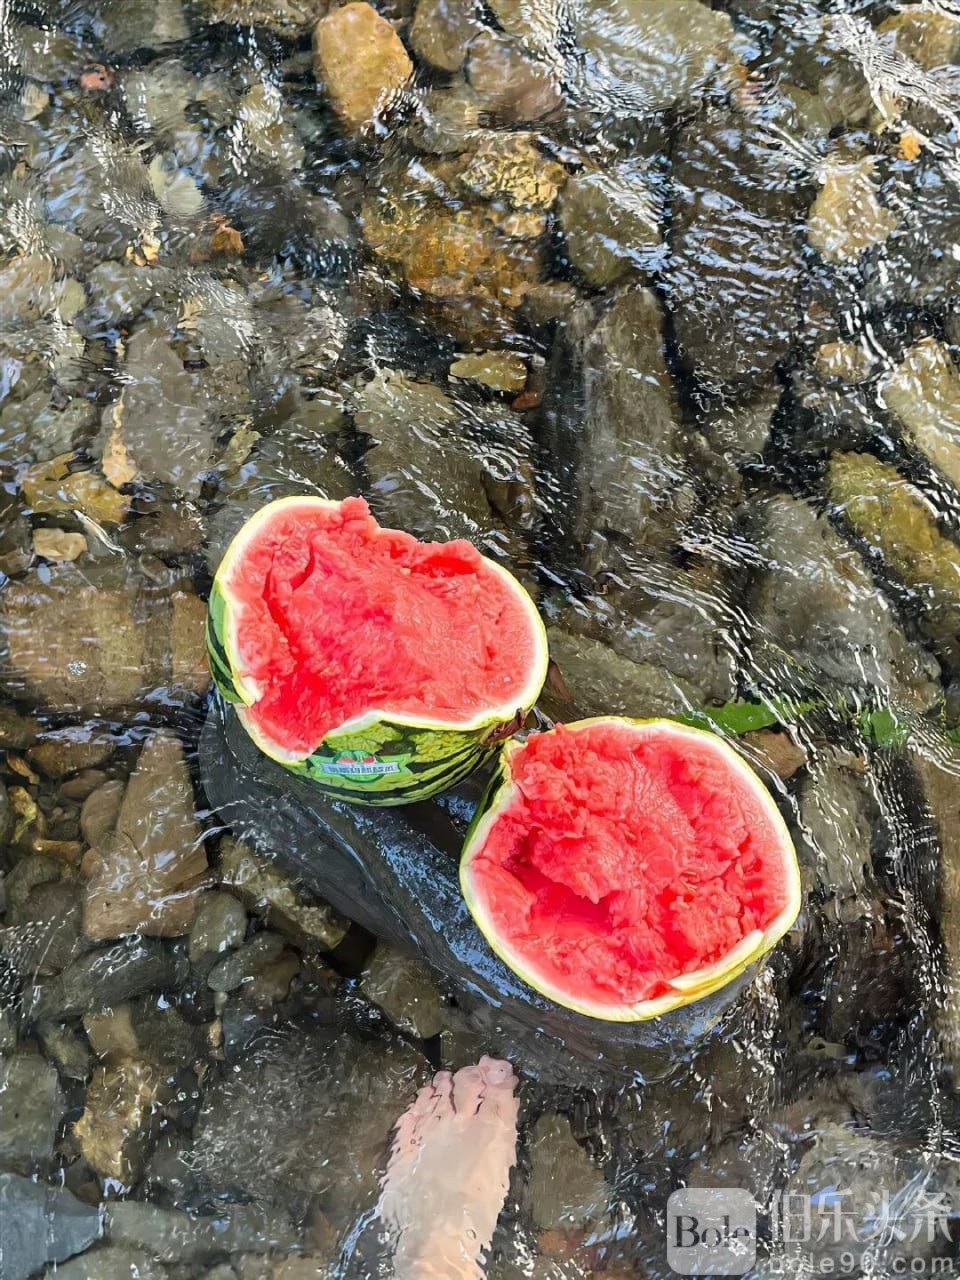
[83,730,208,940]
[541,288,683,567]
[749,492,940,709]
[0,1174,102,1280]
[313,3,412,134]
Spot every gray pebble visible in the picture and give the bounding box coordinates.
[36,1020,95,1082]
[104,1200,300,1264]
[0,1172,102,1280]
[0,1054,65,1172]
[526,1114,608,1233]
[30,938,189,1023]
[42,1244,166,1280]
[207,931,286,993]
[4,855,61,923]
[192,1030,424,1224]
[360,944,445,1040]
[0,1004,18,1051]
[14,879,84,975]
[188,892,248,965]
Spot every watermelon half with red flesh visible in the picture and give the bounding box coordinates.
[206,496,549,805]
[460,717,802,1021]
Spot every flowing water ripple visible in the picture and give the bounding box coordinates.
[2,0,960,1276]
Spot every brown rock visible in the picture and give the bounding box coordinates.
[361,162,544,339]
[449,351,527,393]
[0,566,209,715]
[60,769,110,802]
[0,705,40,750]
[27,726,116,779]
[466,28,561,122]
[83,1006,141,1062]
[219,837,347,951]
[815,340,873,384]
[410,0,479,71]
[171,592,210,691]
[742,730,808,781]
[21,453,129,525]
[82,731,208,940]
[877,5,960,70]
[313,3,413,133]
[457,132,566,210]
[881,338,960,490]
[32,837,85,865]
[404,208,536,302]
[80,779,126,847]
[807,156,898,265]
[74,1057,169,1183]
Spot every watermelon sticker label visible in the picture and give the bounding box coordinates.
[316,750,412,779]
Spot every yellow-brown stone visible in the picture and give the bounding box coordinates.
[313,3,412,133]
[458,133,566,210]
[74,1058,168,1184]
[361,170,544,340]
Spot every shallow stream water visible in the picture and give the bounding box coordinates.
[4,0,960,1276]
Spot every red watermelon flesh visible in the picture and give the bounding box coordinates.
[218,497,544,756]
[461,719,801,1019]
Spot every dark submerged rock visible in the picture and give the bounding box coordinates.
[0,1054,65,1173]
[200,696,768,1085]
[541,287,685,570]
[667,110,805,394]
[29,937,189,1024]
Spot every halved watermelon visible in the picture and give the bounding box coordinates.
[206,496,548,805]
[460,717,802,1021]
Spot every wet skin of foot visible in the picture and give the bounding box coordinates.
[378,1056,520,1280]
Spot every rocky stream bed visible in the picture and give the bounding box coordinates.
[4,0,960,1276]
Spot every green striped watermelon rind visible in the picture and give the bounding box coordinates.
[206,579,245,705]
[205,496,549,806]
[459,716,803,1022]
[256,715,497,806]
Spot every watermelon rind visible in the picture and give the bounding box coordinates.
[206,496,549,805]
[459,716,803,1022]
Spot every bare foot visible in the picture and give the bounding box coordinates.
[379,1056,519,1280]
